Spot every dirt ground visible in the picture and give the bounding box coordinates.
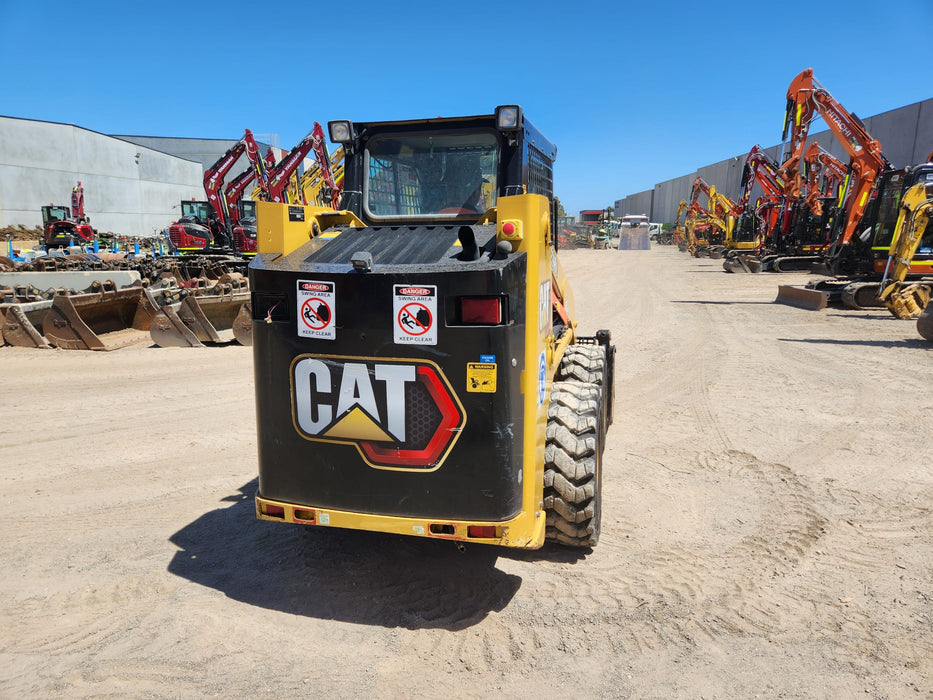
[1,246,930,698]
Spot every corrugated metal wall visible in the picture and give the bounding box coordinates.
[619,97,933,224]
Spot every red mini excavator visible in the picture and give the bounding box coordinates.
[42,181,96,248]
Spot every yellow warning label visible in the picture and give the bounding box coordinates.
[466,363,497,393]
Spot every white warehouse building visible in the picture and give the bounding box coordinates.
[0,116,262,237]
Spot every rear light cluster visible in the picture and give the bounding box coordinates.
[260,502,316,523]
[455,296,506,325]
[260,502,500,541]
[430,523,500,540]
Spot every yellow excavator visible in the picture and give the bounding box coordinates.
[878,181,933,325]
[684,203,714,257]
[673,199,688,251]
[297,147,346,207]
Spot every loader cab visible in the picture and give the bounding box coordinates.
[328,106,556,228]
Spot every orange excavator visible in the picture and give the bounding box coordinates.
[764,142,849,272]
[772,69,933,309]
[803,142,847,217]
[778,68,889,278]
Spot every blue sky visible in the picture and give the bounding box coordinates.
[2,0,931,215]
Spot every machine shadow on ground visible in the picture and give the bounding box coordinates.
[669,299,776,305]
[778,337,930,349]
[167,479,522,631]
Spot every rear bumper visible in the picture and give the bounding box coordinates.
[255,493,546,549]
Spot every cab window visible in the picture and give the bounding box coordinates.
[364,132,498,220]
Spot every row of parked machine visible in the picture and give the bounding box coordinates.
[669,67,932,341]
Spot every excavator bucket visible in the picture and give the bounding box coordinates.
[149,298,206,347]
[880,281,931,319]
[149,288,251,347]
[722,255,762,274]
[0,301,53,348]
[42,284,155,351]
[775,284,830,310]
[232,302,252,346]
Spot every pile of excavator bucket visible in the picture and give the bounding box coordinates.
[0,252,253,350]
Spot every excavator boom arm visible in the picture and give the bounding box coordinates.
[780,68,888,252]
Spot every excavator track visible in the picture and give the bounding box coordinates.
[770,255,823,273]
[841,282,884,310]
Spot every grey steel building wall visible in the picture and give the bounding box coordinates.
[0,119,287,236]
[0,116,204,235]
[112,135,251,173]
[616,190,653,218]
[112,135,279,179]
[637,97,933,224]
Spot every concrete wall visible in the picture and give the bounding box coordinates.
[615,190,653,219]
[116,135,302,192]
[0,116,205,236]
[633,97,933,225]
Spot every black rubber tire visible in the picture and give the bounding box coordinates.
[918,304,933,342]
[557,343,611,429]
[557,344,605,385]
[544,382,603,547]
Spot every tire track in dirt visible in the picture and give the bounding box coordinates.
[478,452,846,663]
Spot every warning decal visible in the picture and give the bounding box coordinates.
[466,362,497,393]
[393,285,437,345]
[297,280,336,340]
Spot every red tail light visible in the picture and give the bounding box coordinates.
[263,504,285,518]
[467,525,497,539]
[460,297,503,324]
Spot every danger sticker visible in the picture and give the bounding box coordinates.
[466,362,497,393]
[393,284,437,345]
[297,280,335,340]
